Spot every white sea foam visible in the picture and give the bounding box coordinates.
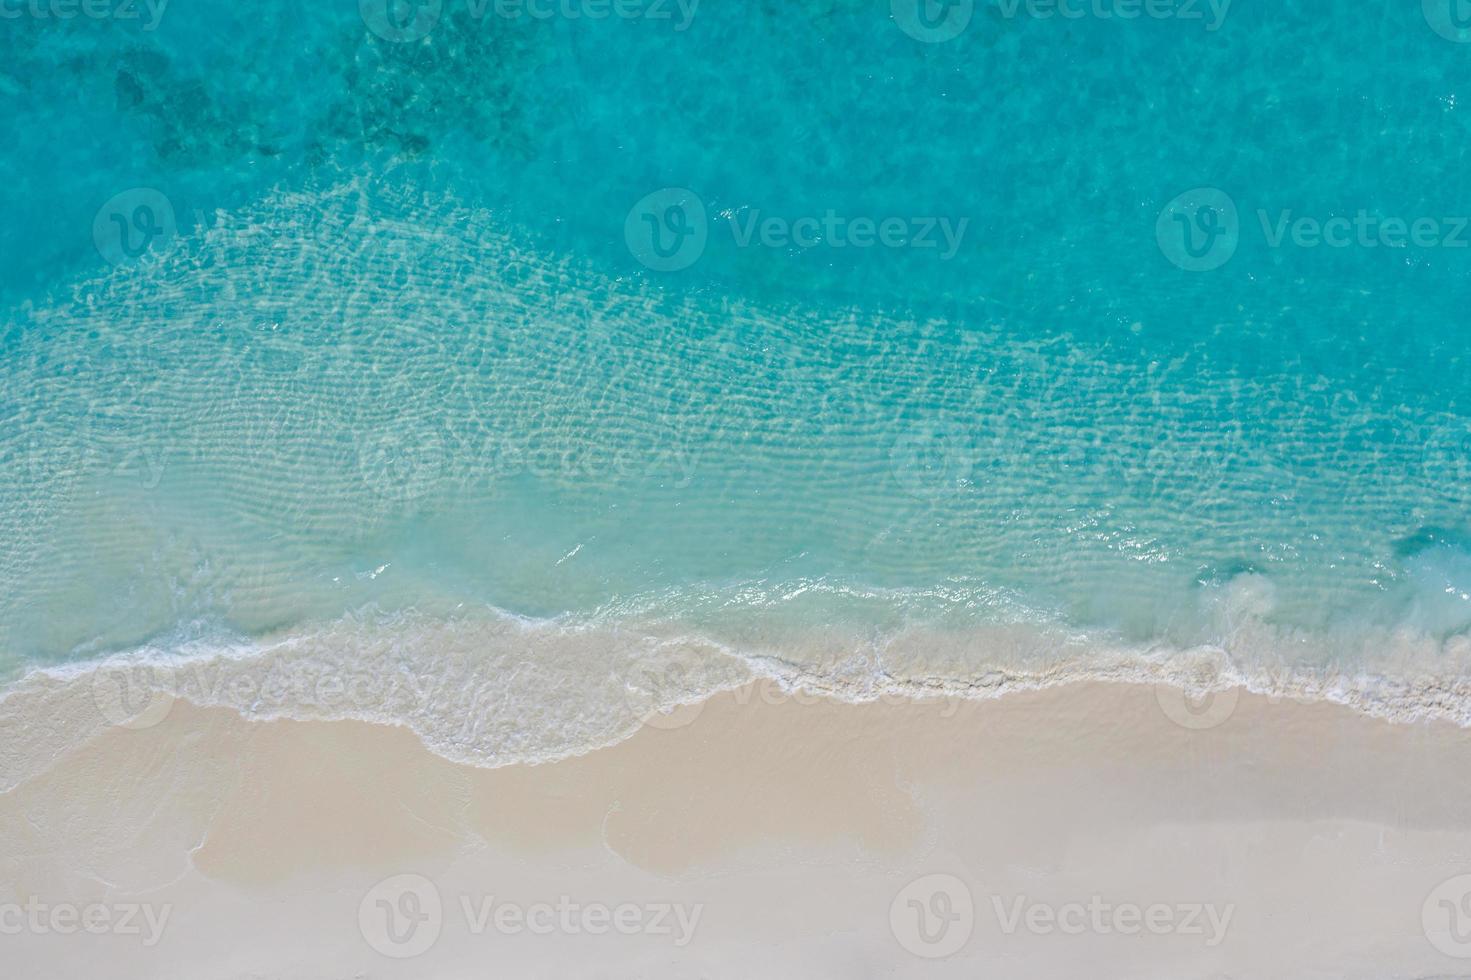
[4,592,1471,793]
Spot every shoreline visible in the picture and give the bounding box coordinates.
[7,611,1471,790]
[5,676,1471,976]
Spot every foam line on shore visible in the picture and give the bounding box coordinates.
[4,603,1471,794]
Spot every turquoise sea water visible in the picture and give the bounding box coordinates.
[5,1,1471,757]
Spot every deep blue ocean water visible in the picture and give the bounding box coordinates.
[5,0,1471,745]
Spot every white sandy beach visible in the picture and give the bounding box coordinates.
[4,674,1471,978]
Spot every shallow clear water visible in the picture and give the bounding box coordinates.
[5,1,1471,750]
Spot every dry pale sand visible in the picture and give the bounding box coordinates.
[4,677,1471,978]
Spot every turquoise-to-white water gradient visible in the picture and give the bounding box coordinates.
[5,0,1471,764]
